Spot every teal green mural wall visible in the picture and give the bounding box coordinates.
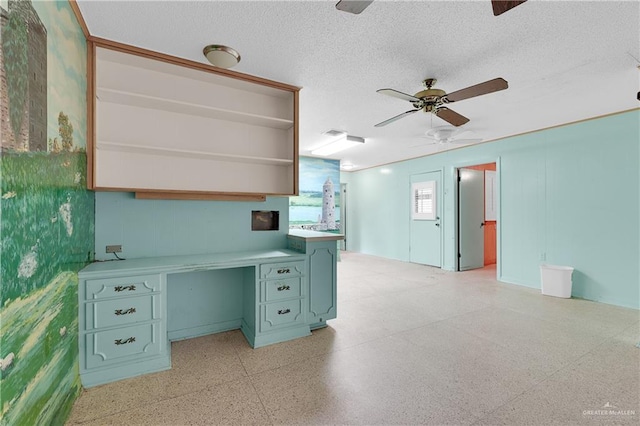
[0,1,93,424]
[342,110,639,309]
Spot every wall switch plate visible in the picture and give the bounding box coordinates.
[106,245,122,253]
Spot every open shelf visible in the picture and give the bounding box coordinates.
[97,141,294,167]
[90,41,299,197]
[97,88,294,130]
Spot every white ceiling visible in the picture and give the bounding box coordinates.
[76,0,639,171]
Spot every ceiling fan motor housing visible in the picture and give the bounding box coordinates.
[413,88,446,112]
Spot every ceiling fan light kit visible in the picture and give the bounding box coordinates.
[203,45,241,68]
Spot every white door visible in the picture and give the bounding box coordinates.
[458,168,484,271]
[410,171,442,267]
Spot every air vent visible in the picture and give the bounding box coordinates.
[322,129,347,138]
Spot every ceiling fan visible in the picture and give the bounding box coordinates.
[374,77,508,128]
[335,0,526,16]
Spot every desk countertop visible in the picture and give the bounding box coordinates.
[287,229,344,241]
[79,249,305,277]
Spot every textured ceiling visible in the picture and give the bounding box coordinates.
[76,0,640,170]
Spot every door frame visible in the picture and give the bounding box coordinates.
[339,183,347,251]
[452,157,501,278]
[409,168,445,268]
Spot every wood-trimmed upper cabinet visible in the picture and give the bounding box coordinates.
[88,40,299,199]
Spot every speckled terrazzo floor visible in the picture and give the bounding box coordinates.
[67,252,639,425]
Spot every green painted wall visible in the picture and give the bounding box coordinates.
[342,110,639,309]
[0,1,93,424]
[94,192,289,260]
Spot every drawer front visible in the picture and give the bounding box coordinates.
[262,277,302,302]
[85,274,161,300]
[86,295,159,330]
[85,322,163,370]
[259,261,304,280]
[260,299,304,332]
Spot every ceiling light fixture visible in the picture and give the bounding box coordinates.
[312,134,365,157]
[203,45,241,68]
[341,162,356,170]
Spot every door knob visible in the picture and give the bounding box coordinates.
[480,222,485,227]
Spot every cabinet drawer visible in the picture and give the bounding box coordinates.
[85,322,163,370]
[85,274,161,300]
[259,262,304,280]
[262,277,302,302]
[85,295,159,330]
[260,299,304,332]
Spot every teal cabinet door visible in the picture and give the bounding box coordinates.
[306,241,337,326]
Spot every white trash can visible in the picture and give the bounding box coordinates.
[540,264,574,298]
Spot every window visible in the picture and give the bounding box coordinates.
[412,181,436,220]
[485,170,497,220]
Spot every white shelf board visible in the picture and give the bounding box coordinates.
[97,141,294,167]
[97,88,294,130]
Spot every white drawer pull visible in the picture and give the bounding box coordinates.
[114,285,136,292]
[277,308,291,315]
[114,337,136,345]
[114,308,136,316]
[277,284,291,291]
[277,268,291,274]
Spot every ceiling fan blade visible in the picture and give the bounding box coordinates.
[445,78,508,103]
[335,0,374,14]
[492,0,527,16]
[434,108,469,127]
[374,109,419,127]
[376,88,421,102]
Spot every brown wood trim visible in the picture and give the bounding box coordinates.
[89,36,301,93]
[68,0,90,39]
[293,90,300,195]
[86,40,96,189]
[135,191,266,202]
[354,107,640,172]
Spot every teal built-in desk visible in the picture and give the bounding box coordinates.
[78,232,343,387]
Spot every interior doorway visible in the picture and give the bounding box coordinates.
[456,162,497,271]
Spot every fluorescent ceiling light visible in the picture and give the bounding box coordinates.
[312,135,365,156]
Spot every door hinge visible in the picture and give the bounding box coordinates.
[458,253,462,258]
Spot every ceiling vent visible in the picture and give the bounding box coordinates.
[322,129,347,138]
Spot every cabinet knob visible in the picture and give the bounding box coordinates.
[277,285,291,291]
[114,337,136,345]
[277,268,291,274]
[277,308,291,315]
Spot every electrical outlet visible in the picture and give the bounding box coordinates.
[106,245,122,253]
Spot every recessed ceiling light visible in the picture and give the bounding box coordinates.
[203,45,241,68]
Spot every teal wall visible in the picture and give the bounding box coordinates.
[0,1,93,424]
[342,110,639,309]
[94,192,289,260]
